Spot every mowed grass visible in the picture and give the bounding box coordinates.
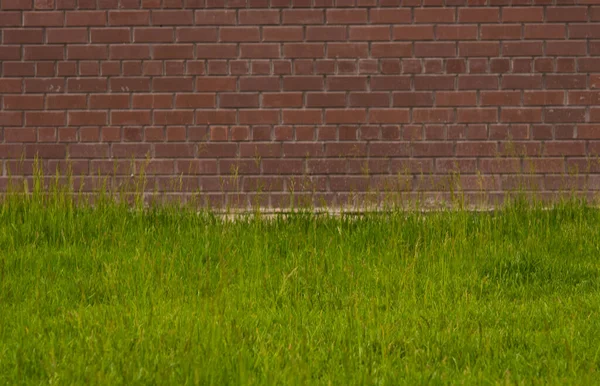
[1,191,600,384]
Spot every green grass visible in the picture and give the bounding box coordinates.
[1,185,600,384]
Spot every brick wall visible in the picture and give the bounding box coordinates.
[1,0,600,208]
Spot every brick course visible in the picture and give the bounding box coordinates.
[2,0,600,207]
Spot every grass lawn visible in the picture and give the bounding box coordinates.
[1,191,600,384]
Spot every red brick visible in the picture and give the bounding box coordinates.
[194,10,236,25]
[502,7,543,22]
[458,8,500,23]
[283,76,323,91]
[68,111,107,126]
[108,10,148,25]
[524,24,566,39]
[438,25,478,40]
[456,142,497,157]
[415,42,456,57]
[196,44,237,58]
[67,45,107,60]
[458,75,498,90]
[413,108,455,123]
[370,9,411,24]
[3,62,34,77]
[501,108,543,123]
[262,93,302,108]
[524,91,564,106]
[133,27,173,42]
[392,92,434,107]
[457,108,498,123]
[155,144,195,158]
[195,77,235,91]
[436,91,477,106]
[195,111,236,125]
[544,108,586,123]
[24,46,63,60]
[578,125,600,139]
[3,28,44,43]
[349,92,390,107]
[414,8,455,23]
[153,44,194,59]
[131,94,170,109]
[327,76,368,91]
[458,42,499,57]
[568,91,600,105]
[481,24,521,40]
[89,94,130,109]
[110,77,151,92]
[5,128,37,143]
[262,26,302,42]
[569,24,600,39]
[326,9,367,24]
[176,27,218,42]
[327,43,369,58]
[0,11,22,26]
[414,75,455,90]
[153,77,193,92]
[218,27,259,42]
[109,45,150,59]
[238,10,280,25]
[306,26,346,41]
[502,75,543,89]
[349,26,390,41]
[173,94,215,108]
[25,144,67,159]
[392,25,435,41]
[25,79,65,93]
[26,111,65,126]
[152,10,193,25]
[3,95,44,110]
[262,160,304,175]
[46,28,86,43]
[111,111,152,125]
[326,143,367,157]
[370,143,410,157]
[88,29,128,43]
[282,110,322,124]
[282,9,323,24]
[546,7,588,22]
[47,95,87,109]
[546,75,587,89]
[1,0,32,10]
[502,42,543,56]
[154,110,194,125]
[413,143,454,157]
[546,41,587,56]
[218,93,258,108]
[0,112,23,126]
[67,11,106,26]
[306,92,346,107]
[67,78,107,92]
[544,141,586,156]
[372,43,412,58]
[239,110,279,124]
[281,43,323,58]
[325,109,367,124]
[24,11,63,26]
[239,76,279,91]
[369,109,410,124]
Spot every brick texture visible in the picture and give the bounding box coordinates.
[2,1,600,208]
